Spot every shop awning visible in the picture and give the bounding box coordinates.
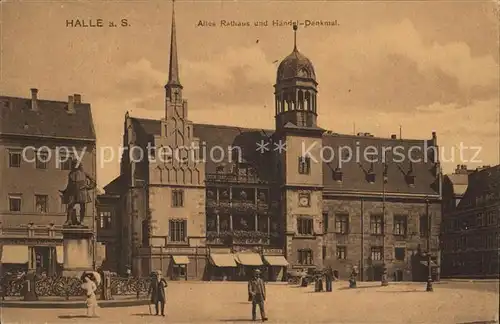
[1,245,29,264]
[172,255,190,265]
[263,255,289,267]
[236,253,263,266]
[56,245,64,264]
[209,253,237,267]
[420,260,439,267]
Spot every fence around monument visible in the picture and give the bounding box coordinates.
[1,275,150,300]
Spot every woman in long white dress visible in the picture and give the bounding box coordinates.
[81,273,99,317]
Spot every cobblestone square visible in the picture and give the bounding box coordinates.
[1,281,498,323]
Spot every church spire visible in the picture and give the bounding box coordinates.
[166,0,181,88]
[293,23,298,51]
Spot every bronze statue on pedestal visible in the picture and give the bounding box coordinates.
[59,159,96,226]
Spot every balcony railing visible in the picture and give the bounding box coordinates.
[206,173,268,184]
[206,200,273,214]
[206,230,270,245]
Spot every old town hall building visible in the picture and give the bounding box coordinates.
[102,2,443,281]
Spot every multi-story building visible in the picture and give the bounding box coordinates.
[0,90,96,276]
[441,165,500,278]
[96,178,122,273]
[108,2,443,281]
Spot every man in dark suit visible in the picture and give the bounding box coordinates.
[148,271,167,316]
[325,266,334,292]
[248,269,268,322]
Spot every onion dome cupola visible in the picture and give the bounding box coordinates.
[274,24,318,130]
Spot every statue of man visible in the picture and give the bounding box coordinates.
[60,160,96,225]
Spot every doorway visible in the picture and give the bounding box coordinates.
[32,247,56,275]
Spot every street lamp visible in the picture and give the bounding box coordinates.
[381,159,389,286]
[425,197,433,292]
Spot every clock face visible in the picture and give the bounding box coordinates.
[299,194,310,207]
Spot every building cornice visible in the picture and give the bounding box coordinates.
[323,189,441,201]
[445,202,500,218]
[147,184,206,189]
[281,184,324,191]
[0,133,96,143]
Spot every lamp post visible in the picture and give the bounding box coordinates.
[381,159,388,286]
[425,197,433,292]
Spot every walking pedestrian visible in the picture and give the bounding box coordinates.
[248,269,268,322]
[148,271,168,316]
[325,266,333,292]
[80,272,99,317]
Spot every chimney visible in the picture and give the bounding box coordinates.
[391,134,397,139]
[30,88,38,111]
[73,93,81,104]
[67,95,75,114]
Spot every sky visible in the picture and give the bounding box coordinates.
[1,0,499,186]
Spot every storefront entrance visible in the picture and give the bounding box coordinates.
[208,253,238,281]
[170,256,189,281]
[31,246,58,275]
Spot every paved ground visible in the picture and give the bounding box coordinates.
[1,281,498,323]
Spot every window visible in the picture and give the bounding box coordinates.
[35,195,48,213]
[370,247,383,261]
[393,215,407,236]
[35,151,48,169]
[322,246,326,260]
[370,214,384,235]
[9,194,22,212]
[476,213,484,227]
[172,189,184,207]
[297,249,313,265]
[333,168,343,182]
[9,150,21,168]
[142,219,150,247]
[169,219,187,242]
[297,217,313,235]
[487,211,497,225]
[335,214,349,234]
[58,154,72,170]
[394,247,405,261]
[419,215,429,237]
[99,211,112,229]
[323,212,328,233]
[336,246,347,260]
[298,156,311,174]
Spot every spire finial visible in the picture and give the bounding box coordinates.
[166,0,181,87]
[293,23,298,51]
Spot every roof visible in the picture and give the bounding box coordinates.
[277,48,316,83]
[456,165,500,209]
[444,173,469,196]
[103,175,125,195]
[128,117,439,195]
[0,96,95,140]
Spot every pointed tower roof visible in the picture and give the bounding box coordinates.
[166,0,181,88]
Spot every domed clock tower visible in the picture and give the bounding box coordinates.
[273,24,324,271]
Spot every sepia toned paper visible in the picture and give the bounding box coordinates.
[0,0,498,323]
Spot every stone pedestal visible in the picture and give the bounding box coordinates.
[62,225,94,277]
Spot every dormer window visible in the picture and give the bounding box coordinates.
[366,172,375,184]
[406,174,416,186]
[366,163,375,183]
[333,167,343,182]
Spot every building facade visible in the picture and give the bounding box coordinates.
[441,165,500,279]
[109,3,443,281]
[0,90,97,276]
